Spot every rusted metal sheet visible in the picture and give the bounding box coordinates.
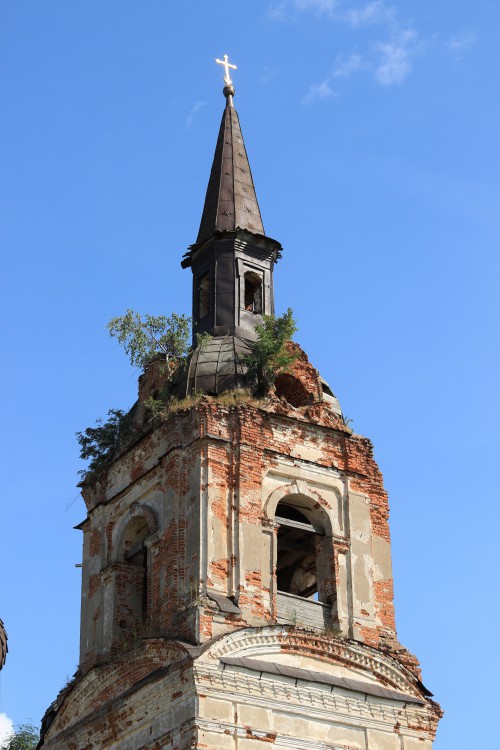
[207,592,242,614]
[220,655,425,705]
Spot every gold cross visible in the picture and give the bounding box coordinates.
[215,54,237,85]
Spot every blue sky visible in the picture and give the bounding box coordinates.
[0,2,499,748]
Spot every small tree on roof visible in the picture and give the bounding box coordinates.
[107,310,191,370]
[77,311,211,478]
[76,408,126,478]
[244,308,297,397]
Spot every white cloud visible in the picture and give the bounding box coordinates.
[186,101,206,129]
[374,30,417,86]
[302,80,337,105]
[300,26,419,95]
[268,2,289,21]
[333,53,366,78]
[302,55,365,104]
[447,31,476,59]
[0,713,14,745]
[269,1,421,90]
[269,0,340,20]
[269,0,393,23]
[295,0,339,15]
[346,1,395,28]
[260,66,277,84]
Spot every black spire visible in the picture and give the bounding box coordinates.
[196,101,265,246]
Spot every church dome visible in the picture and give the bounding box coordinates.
[169,335,343,416]
[170,335,252,398]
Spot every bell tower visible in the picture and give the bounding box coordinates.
[39,62,442,750]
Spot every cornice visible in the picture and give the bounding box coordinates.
[202,627,423,699]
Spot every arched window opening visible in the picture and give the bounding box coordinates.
[321,380,334,398]
[275,373,312,408]
[116,517,150,635]
[276,502,319,599]
[198,273,210,320]
[244,271,262,314]
[274,496,338,633]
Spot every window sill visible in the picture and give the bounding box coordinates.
[276,591,332,630]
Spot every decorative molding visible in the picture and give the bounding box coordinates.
[266,463,342,484]
[194,665,434,737]
[204,628,421,698]
[264,482,334,535]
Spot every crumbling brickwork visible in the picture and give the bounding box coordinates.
[40,346,441,749]
[77,391,397,655]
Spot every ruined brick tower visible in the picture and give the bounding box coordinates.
[39,75,442,749]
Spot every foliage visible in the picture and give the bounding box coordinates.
[0,722,39,750]
[195,330,213,350]
[244,308,298,396]
[212,389,258,407]
[77,305,297,476]
[143,389,258,421]
[78,311,206,476]
[143,395,167,419]
[76,408,126,477]
[107,310,191,370]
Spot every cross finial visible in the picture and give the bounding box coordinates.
[215,54,237,85]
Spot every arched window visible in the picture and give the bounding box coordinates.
[276,502,319,599]
[198,273,210,320]
[115,517,150,638]
[244,271,262,314]
[274,496,337,629]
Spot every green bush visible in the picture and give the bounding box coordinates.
[244,308,297,396]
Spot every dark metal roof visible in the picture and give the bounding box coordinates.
[170,335,251,398]
[207,592,242,615]
[196,103,265,246]
[220,656,425,705]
